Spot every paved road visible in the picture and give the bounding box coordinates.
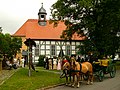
[48,70,120,90]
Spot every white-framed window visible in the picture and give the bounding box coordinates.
[41,45,45,49]
[41,50,45,55]
[46,50,50,55]
[72,46,75,50]
[51,45,56,55]
[71,42,75,45]
[76,42,80,45]
[46,45,50,49]
[66,45,71,55]
[35,44,39,56]
[46,41,50,44]
[51,41,55,44]
[57,46,60,50]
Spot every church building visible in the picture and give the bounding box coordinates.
[12,3,85,63]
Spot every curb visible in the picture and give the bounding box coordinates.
[37,83,65,90]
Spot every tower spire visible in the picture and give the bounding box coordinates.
[38,3,47,26]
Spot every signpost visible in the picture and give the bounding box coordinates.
[24,38,36,76]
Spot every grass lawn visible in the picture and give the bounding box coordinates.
[0,67,65,90]
[115,61,120,70]
[0,62,119,90]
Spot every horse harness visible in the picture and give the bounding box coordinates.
[62,62,90,77]
[70,62,89,75]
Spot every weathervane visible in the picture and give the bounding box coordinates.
[41,3,43,7]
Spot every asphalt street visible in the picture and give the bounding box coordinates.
[48,70,120,90]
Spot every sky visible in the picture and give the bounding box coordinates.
[0,0,57,34]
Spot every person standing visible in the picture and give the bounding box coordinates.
[24,57,26,67]
[49,58,52,70]
[17,57,20,67]
[53,56,57,69]
[21,57,25,68]
[57,58,61,70]
[43,57,46,68]
[46,57,49,69]
[76,55,81,62]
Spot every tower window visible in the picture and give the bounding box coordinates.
[41,15,44,18]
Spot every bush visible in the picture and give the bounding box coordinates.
[37,55,45,66]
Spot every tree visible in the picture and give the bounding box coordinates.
[50,0,120,57]
[0,33,22,61]
[0,33,10,57]
[10,37,22,58]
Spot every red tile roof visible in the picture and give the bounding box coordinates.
[13,19,85,40]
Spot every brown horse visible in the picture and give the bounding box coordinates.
[60,62,71,86]
[70,57,93,88]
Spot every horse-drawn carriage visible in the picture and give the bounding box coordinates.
[60,57,116,88]
[92,58,116,81]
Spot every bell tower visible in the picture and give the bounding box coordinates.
[38,3,47,26]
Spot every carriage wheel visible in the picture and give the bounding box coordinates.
[98,70,104,82]
[110,65,116,78]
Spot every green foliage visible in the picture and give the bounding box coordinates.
[76,39,98,56]
[0,32,22,60]
[51,0,120,57]
[10,37,22,57]
[37,55,45,66]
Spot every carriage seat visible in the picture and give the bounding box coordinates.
[98,59,110,66]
